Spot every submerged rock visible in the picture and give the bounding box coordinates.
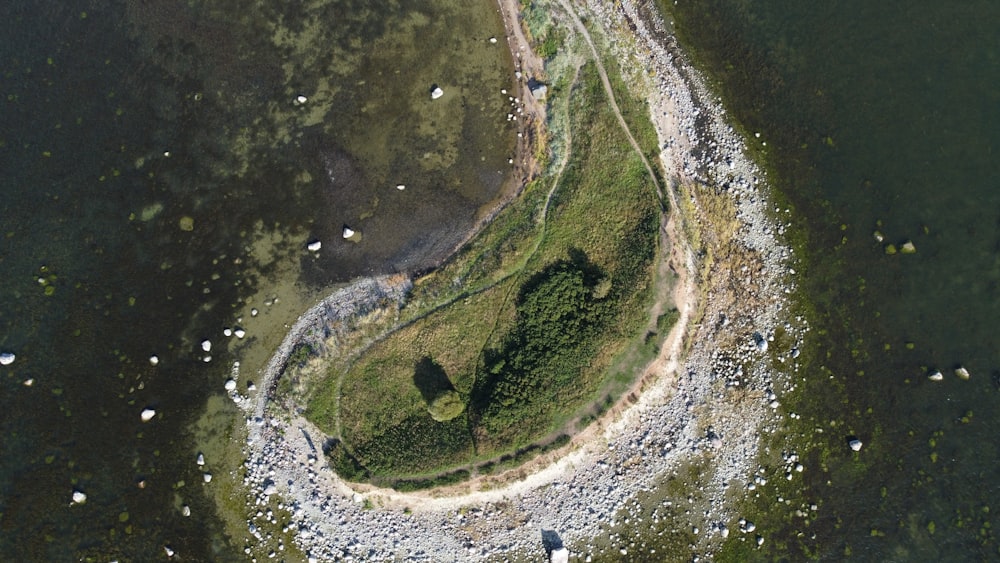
[140,408,156,422]
[848,437,863,451]
[955,366,971,380]
[71,490,87,505]
[0,352,15,366]
[928,370,944,382]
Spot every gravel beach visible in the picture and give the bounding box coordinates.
[233,1,804,560]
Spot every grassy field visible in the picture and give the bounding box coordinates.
[304,42,666,484]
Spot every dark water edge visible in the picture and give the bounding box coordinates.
[0,0,514,559]
[659,0,1000,560]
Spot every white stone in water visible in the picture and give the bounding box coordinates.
[223,328,232,337]
[430,86,444,100]
[201,339,212,352]
[148,355,159,366]
[396,184,406,191]
[164,545,175,557]
[0,352,15,366]
[225,379,237,391]
[955,366,970,380]
[849,438,863,452]
[203,473,213,483]
[181,505,191,517]
[197,453,205,466]
[928,370,944,382]
[71,490,87,505]
[295,95,308,105]
[23,378,33,387]
[307,240,322,252]
[140,408,156,422]
[234,329,246,339]
[343,227,355,239]
[203,355,212,363]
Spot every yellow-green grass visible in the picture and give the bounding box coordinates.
[307,60,663,481]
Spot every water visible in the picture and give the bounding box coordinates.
[0,0,513,559]
[663,0,1000,559]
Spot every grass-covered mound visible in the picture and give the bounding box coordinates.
[305,60,664,484]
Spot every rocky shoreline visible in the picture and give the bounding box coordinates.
[233,0,804,560]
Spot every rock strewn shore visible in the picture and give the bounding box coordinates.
[235,0,805,560]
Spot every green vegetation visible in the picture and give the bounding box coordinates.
[305,53,667,484]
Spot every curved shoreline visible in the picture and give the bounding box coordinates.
[235,0,802,560]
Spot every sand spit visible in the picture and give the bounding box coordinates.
[236,0,804,561]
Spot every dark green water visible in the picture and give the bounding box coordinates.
[663,0,1000,559]
[0,0,513,559]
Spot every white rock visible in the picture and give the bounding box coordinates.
[164,545,175,557]
[203,355,212,363]
[550,547,569,563]
[148,355,159,366]
[264,483,278,496]
[489,37,498,44]
[140,408,156,422]
[203,473,213,483]
[71,490,87,505]
[295,95,308,105]
[352,492,364,504]
[201,339,211,352]
[225,379,237,391]
[396,184,406,191]
[250,308,258,317]
[0,352,15,366]
[196,453,205,466]
[234,329,246,339]
[223,328,232,337]
[928,370,944,381]
[307,240,322,252]
[182,505,191,517]
[247,381,257,392]
[955,366,970,380]
[343,227,355,239]
[23,378,33,387]
[430,86,444,100]
[849,438,863,452]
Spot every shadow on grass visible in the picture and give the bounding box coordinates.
[413,356,456,405]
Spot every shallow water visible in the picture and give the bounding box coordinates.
[663,0,1000,558]
[0,0,513,559]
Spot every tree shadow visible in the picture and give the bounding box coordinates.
[412,356,455,405]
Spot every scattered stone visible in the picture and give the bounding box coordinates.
[182,505,191,517]
[71,490,87,505]
[264,483,278,496]
[352,492,364,504]
[873,230,884,243]
[295,95,308,105]
[251,308,259,317]
[848,437,863,451]
[900,240,917,254]
[234,329,246,339]
[225,379,237,391]
[223,328,232,337]
[201,339,212,352]
[247,381,257,392]
[885,244,897,255]
[343,227,356,239]
[396,184,406,191]
[955,366,970,380]
[196,453,205,466]
[203,355,212,363]
[430,85,444,100]
[550,547,570,563]
[164,545,175,557]
[140,408,156,422]
[489,37,498,44]
[0,352,15,366]
[178,216,195,232]
[753,332,768,353]
[928,370,944,382]
[23,378,33,387]
[203,473,213,483]
[148,355,159,366]
[307,240,322,252]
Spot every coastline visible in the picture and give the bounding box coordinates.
[233,0,803,560]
